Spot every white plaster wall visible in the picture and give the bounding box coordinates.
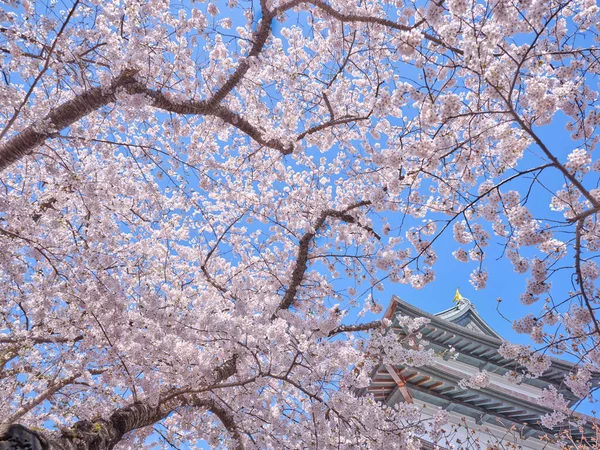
[417,404,561,450]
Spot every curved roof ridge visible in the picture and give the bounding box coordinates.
[388,295,585,373]
[434,297,502,339]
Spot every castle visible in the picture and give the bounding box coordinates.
[361,294,597,449]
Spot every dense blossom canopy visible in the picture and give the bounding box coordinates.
[0,0,599,448]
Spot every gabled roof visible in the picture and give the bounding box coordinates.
[434,297,502,339]
[365,295,600,444]
[383,295,582,388]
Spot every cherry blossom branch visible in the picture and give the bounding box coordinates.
[3,356,240,450]
[1,0,458,171]
[325,31,356,92]
[190,398,245,450]
[6,367,106,424]
[326,320,383,337]
[322,92,335,120]
[0,75,298,172]
[207,2,272,109]
[0,335,83,344]
[88,308,139,401]
[495,88,600,210]
[0,44,109,69]
[273,0,463,55]
[201,215,245,294]
[397,164,553,271]
[161,375,261,405]
[297,114,371,140]
[0,0,81,142]
[0,27,46,47]
[273,200,373,316]
[0,6,277,170]
[152,359,249,412]
[0,0,467,171]
[570,206,600,223]
[1,337,83,376]
[0,347,18,376]
[0,0,287,172]
[130,86,294,154]
[267,373,367,436]
[0,70,139,171]
[574,219,600,336]
[269,374,325,403]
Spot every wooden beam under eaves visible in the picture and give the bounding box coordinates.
[383,298,398,321]
[385,364,413,403]
[415,375,432,386]
[429,380,444,390]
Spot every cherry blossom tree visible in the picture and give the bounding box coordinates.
[0,0,599,448]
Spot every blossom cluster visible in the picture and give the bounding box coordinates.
[0,0,599,446]
[458,370,490,390]
[498,343,551,378]
[539,386,569,429]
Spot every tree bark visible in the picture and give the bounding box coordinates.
[0,71,139,172]
[1,355,238,450]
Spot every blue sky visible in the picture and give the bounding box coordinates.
[4,0,597,445]
[170,0,598,422]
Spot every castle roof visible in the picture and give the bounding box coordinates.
[362,295,598,444]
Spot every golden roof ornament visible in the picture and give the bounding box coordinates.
[453,287,463,303]
[452,287,471,306]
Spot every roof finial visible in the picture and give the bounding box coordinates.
[453,287,463,304]
[453,287,472,307]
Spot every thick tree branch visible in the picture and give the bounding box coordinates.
[0,8,285,172]
[0,0,465,172]
[191,398,245,450]
[0,75,296,172]
[130,86,294,154]
[207,6,273,109]
[1,356,239,450]
[212,354,239,383]
[273,201,373,316]
[0,70,139,172]
[0,335,83,345]
[322,92,335,120]
[45,401,172,450]
[274,0,463,55]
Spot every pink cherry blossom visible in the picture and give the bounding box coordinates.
[0,0,598,447]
